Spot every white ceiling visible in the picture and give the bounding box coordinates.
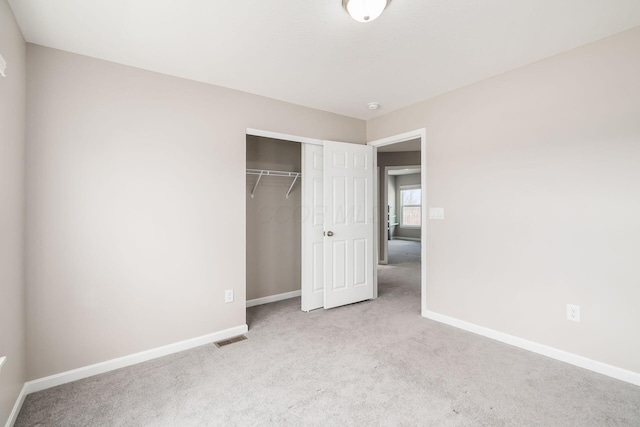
[8,0,640,120]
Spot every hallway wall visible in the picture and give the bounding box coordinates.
[376,152,421,260]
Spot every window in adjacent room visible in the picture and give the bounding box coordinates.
[400,185,421,228]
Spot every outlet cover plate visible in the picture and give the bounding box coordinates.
[567,304,580,322]
[225,289,234,303]
[0,54,6,77]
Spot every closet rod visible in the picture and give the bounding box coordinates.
[247,169,302,198]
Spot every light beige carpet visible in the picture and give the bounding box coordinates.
[15,240,640,426]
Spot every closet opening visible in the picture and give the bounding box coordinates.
[246,135,302,309]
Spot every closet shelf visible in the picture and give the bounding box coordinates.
[247,169,302,199]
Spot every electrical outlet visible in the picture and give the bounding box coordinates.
[225,289,234,303]
[567,304,580,322]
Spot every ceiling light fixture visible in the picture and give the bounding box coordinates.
[368,102,379,110]
[343,0,390,23]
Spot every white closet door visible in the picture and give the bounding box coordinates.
[323,141,375,309]
[301,144,325,311]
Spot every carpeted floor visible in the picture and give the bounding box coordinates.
[387,238,421,264]
[15,239,640,426]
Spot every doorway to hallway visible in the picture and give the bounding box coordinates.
[369,129,426,314]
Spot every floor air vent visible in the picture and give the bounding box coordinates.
[214,335,248,348]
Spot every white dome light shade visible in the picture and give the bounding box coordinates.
[343,0,390,23]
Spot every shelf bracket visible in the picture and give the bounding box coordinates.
[285,174,300,198]
[251,170,264,198]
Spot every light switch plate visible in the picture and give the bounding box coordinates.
[0,356,6,373]
[429,208,445,219]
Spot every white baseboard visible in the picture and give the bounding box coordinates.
[392,237,421,241]
[5,384,27,427]
[424,310,640,387]
[247,290,301,308]
[22,324,248,396]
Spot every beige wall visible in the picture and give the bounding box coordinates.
[246,136,301,300]
[0,1,26,424]
[368,27,640,373]
[25,44,365,380]
[394,173,421,240]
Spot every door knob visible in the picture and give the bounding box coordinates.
[326,231,334,237]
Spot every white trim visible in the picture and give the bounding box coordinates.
[5,384,27,427]
[0,356,6,372]
[367,129,423,147]
[368,128,427,317]
[373,161,379,298]
[23,325,248,395]
[420,132,427,317]
[247,290,301,308]
[301,143,309,311]
[246,128,323,146]
[425,310,640,387]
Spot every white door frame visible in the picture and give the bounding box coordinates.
[247,128,324,146]
[300,143,324,311]
[381,164,421,265]
[368,128,427,317]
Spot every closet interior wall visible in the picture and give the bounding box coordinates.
[246,136,302,301]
